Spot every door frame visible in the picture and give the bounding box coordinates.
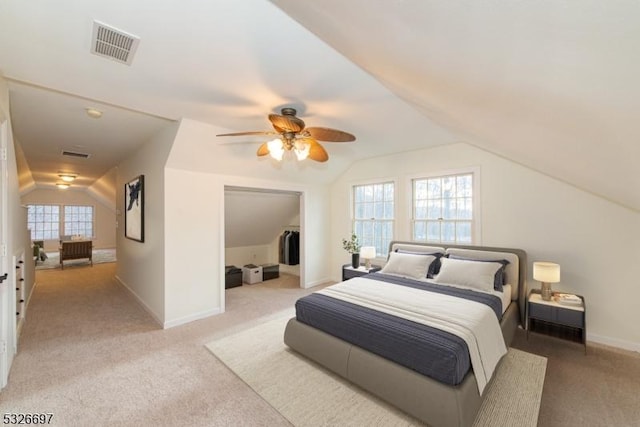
[220,184,305,314]
[0,118,14,389]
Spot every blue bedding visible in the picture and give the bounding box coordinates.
[294,273,503,386]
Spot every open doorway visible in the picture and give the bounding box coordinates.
[223,186,302,310]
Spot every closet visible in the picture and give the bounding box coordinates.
[223,186,302,287]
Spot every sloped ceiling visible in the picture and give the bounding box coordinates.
[1,1,638,212]
[274,0,640,212]
[224,189,299,248]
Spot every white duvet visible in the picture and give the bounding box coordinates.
[317,277,507,395]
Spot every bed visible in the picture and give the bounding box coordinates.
[283,241,528,427]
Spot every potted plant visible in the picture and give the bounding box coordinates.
[342,233,361,268]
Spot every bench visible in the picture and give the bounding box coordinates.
[59,241,93,269]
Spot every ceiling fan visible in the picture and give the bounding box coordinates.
[216,107,355,163]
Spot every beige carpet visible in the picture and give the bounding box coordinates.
[207,313,547,427]
[6,265,638,426]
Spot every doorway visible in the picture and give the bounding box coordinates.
[222,186,303,310]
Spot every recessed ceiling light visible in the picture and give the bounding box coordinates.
[58,174,77,182]
[86,108,103,119]
[56,183,70,189]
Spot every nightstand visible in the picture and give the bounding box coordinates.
[527,289,587,354]
[342,264,381,281]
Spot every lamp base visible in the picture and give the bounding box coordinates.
[365,259,371,270]
[541,282,552,301]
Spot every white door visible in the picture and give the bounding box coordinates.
[0,119,13,389]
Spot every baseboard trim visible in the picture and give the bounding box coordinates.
[163,308,222,329]
[24,279,37,312]
[588,333,640,354]
[303,277,332,289]
[114,275,164,328]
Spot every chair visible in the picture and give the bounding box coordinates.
[59,241,93,269]
[33,240,46,264]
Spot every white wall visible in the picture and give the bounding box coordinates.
[21,188,116,250]
[115,122,179,325]
[1,74,33,385]
[162,119,332,326]
[88,167,117,211]
[225,245,271,267]
[164,168,223,326]
[331,142,640,351]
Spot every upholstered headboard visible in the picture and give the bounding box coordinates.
[388,241,528,326]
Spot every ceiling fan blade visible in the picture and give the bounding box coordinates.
[268,114,305,133]
[257,142,269,156]
[303,138,329,163]
[305,127,355,142]
[216,131,277,137]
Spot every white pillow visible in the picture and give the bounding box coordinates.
[434,257,503,292]
[380,252,435,280]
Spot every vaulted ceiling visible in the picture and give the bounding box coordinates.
[1,1,638,211]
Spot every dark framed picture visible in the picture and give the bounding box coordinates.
[125,175,144,242]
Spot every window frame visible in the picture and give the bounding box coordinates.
[26,203,96,241]
[350,178,396,259]
[26,204,61,241]
[409,167,481,245]
[63,204,95,238]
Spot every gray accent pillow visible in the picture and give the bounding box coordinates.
[447,255,509,292]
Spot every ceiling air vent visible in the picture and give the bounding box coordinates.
[91,20,140,65]
[62,150,91,159]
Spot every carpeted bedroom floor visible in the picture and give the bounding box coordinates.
[1,264,639,426]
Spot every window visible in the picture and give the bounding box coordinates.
[352,181,394,257]
[64,205,94,238]
[27,204,60,240]
[27,204,95,241]
[412,172,474,244]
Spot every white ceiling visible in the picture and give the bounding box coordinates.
[1,1,638,211]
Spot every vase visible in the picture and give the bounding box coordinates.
[351,253,360,269]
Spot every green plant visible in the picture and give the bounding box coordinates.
[342,233,360,254]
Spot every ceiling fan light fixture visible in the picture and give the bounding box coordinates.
[216,107,355,163]
[56,182,70,189]
[294,140,311,161]
[267,138,285,161]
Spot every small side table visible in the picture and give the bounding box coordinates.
[342,264,381,281]
[527,289,587,354]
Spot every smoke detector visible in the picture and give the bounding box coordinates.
[91,20,140,65]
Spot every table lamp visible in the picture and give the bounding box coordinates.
[360,246,376,270]
[533,262,560,301]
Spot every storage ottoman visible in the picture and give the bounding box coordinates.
[242,264,263,284]
[225,266,242,289]
[261,263,280,280]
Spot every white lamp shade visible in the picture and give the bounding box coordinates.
[533,262,560,283]
[294,140,310,160]
[267,138,284,161]
[360,246,376,259]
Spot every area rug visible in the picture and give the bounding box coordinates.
[206,313,547,427]
[36,248,117,270]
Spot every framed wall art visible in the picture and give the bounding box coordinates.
[125,174,144,242]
